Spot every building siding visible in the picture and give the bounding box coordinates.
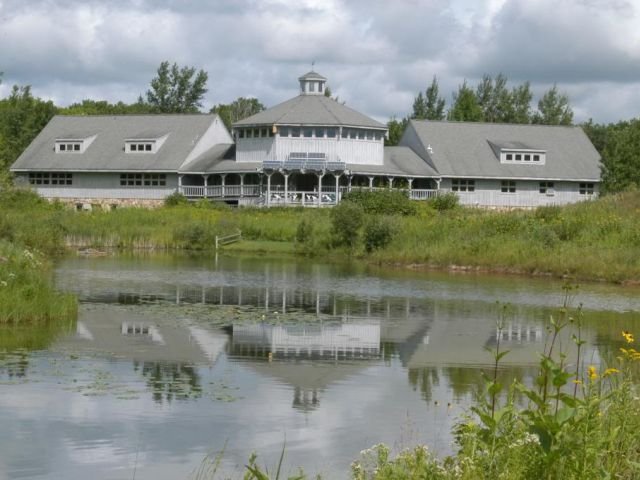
[16,172,178,200]
[440,178,598,208]
[236,136,384,165]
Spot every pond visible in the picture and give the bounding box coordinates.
[1,253,639,479]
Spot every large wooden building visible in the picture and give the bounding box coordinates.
[11,70,601,208]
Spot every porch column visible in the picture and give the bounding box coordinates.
[203,174,209,198]
[284,173,289,205]
[368,176,374,191]
[317,172,324,207]
[178,174,183,194]
[388,177,394,189]
[266,173,272,207]
[407,178,414,200]
[435,178,442,191]
[220,173,227,197]
[348,175,353,192]
[334,173,341,204]
[239,173,245,197]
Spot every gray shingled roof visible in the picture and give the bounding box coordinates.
[406,121,601,181]
[180,144,250,173]
[11,114,219,172]
[233,94,386,129]
[298,71,327,81]
[349,147,439,177]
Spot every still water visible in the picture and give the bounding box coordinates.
[1,254,639,479]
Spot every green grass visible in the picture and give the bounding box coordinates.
[0,240,77,325]
[1,187,640,283]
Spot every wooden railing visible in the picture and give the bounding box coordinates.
[179,185,439,204]
[267,191,338,206]
[215,230,242,249]
[180,185,261,198]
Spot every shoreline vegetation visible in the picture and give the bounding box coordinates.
[196,301,640,480]
[1,188,639,478]
[2,188,639,285]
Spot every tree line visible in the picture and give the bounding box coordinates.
[386,75,573,146]
[0,64,638,193]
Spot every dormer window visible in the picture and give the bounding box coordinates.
[55,135,96,153]
[500,150,546,165]
[128,142,154,152]
[125,134,168,154]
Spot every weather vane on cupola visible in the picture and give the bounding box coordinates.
[311,60,315,71]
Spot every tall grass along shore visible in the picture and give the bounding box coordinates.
[2,187,639,284]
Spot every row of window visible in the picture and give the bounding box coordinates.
[238,127,384,141]
[129,143,153,152]
[238,128,275,139]
[505,153,542,162]
[58,143,81,152]
[119,174,167,187]
[452,179,595,195]
[29,172,73,185]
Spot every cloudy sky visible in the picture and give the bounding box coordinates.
[0,0,638,124]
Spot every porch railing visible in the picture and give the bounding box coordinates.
[180,185,261,198]
[179,185,439,203]
[267,190,339,206]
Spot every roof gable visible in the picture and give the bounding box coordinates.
[403,121,601,181]
[233,94,386,129]
[11,114,228,172]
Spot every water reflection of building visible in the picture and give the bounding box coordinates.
[53,305,229,403]
[229,320,383,412]
[231,322,380,359]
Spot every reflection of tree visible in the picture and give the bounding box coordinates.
[444,366,532,403]
[134,361,202,403]
[0,351,29,378]
[0,318,76,380]
[408,367,439,402]
[292,387,320,412]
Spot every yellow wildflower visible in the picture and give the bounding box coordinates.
[622,331,635,344]
[588,365,598,381]
[602,368,620,378]
[572,379,583,385]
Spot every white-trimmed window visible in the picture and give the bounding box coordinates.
[119,173,166,187]
[29,172,73,185]
[579,183,594,195]
[539,181,555,194]
[279,127,289,137]
[501,180,516,193]
[129,143,153,152]
[501,150,546,165]
[327,128,337,138]
[56,142,82,153]
[451,179,475,192]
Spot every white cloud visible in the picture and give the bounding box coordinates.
[0,0,638,122]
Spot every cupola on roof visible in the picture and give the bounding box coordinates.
[299,70,327,95]
[233,71,386,130]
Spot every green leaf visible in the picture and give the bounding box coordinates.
[495,350,511,362]
[555,406,575,425]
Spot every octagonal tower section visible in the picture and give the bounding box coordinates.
[232,71,387,172]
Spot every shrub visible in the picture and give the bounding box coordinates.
[341,190,417,216]
[364,216,396,253]
[331,201,365,249]
[0,187,47,209]
[164,191,189,207]
[429,191,459,211]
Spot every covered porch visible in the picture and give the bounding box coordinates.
[177,172,440,206]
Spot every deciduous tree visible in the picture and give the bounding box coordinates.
[448,81,483,122]
[211,97,265,129]
[533,84,573,125]
[146,61,208,113]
